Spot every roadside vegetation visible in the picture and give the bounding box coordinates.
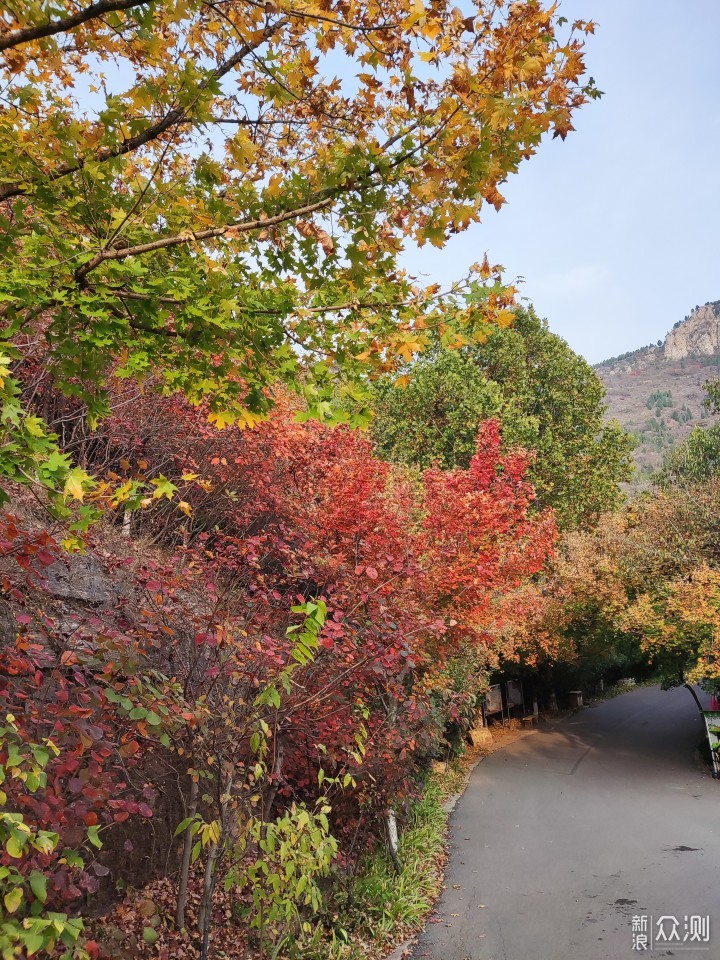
[1,4,718,960]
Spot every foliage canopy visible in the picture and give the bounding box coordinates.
[0,1,596,506]
[370,307,632,528]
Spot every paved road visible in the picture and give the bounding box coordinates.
[411,685,720,960]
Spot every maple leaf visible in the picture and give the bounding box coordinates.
[63,468,88,503]
[151,476,178,500]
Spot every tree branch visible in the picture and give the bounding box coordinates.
[74,190,337,279]
[0,18,285,201]
[0,0,151,52]
[108,286,412,314]
[71,111,447,280]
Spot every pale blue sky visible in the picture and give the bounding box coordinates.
[402,0,720,364]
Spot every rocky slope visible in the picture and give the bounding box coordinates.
[596,302,720,485]
[665,301,720,360]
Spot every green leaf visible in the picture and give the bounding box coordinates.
[173,816,196,838]
[87,825,102,849]
[4,885,23,913]
[29,871,47,903]
[33,831,58,855]
[6,833,25,858]
[21,930,46,955]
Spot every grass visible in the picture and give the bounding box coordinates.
[293,723,539,960]
[585,676,660,706]
[294,776,452,960]
[350,781,448,942]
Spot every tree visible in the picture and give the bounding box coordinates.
[536,477,720,690]
[657,426,720,488]
[370,307,632,528]
[657,379,720,488]
[535,514,644,683]
[0,2,597,507]
[621,564,720,687]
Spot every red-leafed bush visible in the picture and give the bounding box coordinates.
[0,393,555,951]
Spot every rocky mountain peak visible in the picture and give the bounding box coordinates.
[664,301,720,361]
[596,299,720,488]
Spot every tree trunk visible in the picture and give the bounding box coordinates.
[198,840,219,960]
[684,682,704,716]
[198,771,233,960]
[262,735,284,824]
[175,777,199,930]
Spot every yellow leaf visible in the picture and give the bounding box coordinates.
[236,409,265,430]
[24,417,45,438]
[64,469,86,503]
[494,309,515,328]
[61,536,85,553]
[208,410,237,430]
[265,173,284,198]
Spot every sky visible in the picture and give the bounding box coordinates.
[401,0,720,364]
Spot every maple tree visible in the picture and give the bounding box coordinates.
[615,479,720,686]
[104,393,555,796]
[532,515,639,682]
[621,565,720,687]
[0,1,597,505]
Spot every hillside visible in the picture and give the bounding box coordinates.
[596,301,720,485]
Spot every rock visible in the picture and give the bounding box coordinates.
[42,553,116,605]
[664,301,720,360]
[468,726,492,747]
[596,298,720,490]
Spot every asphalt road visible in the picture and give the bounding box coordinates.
[410,685,720,960]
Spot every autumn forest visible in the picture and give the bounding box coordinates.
[0,2,719,959]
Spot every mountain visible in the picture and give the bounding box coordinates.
[595,301,720,485]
